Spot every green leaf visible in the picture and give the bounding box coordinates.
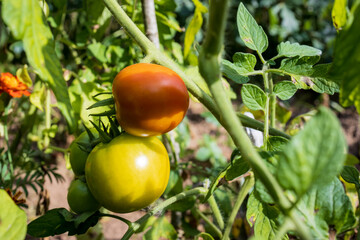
[276,41,322,58]
[16,65,32,87]
[196,147,212,161]
[308,64,339,94]
[296,178,356,238]
[163,170,182,196]
[267,136,289,151]
[241,84,267,111]
[233,52,257,72]
[345,154,359,166]
[221,60,249,84]
[237,3,268,53]
[276,107,347,197]
[27,209,73,237]
[332,0,348,31]
[0,189,27,240]
[279,56,320,76]
[183,0,207,58]
[156,12,182,32]
[341,166,360,186]
[144,216,177,240]
[273,81,297,100]
[85,0,105,24]
[2,0,76,131]
[86,97,114,110]
[27,208,99,237]
[30,82,46,111]
[246,192,287,240]
[282,62,339,95]
[221,52,256,84]
[330,4,360,113]
[225,150,250,181]
[87,42,108,63]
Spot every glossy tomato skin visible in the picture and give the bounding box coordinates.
[67,179,101,214]
[112,63,189,137]
[69,129,98,176]
[85,133,170,213]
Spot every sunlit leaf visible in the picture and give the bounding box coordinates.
[0,189,27,240]
[237,3,268,53]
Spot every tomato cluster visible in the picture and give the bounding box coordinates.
[67,64,188,214]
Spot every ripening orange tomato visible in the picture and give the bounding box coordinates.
[112,63,189,137]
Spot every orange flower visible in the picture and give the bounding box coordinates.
[0,72,31,98]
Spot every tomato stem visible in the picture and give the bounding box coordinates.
[262,65,270,149]
[99,213,132,226]
[269,77,277,128]
[221,175,254,240]
[194,207,223,238]
[198,1,311,239]
[122,187,208,240]
[208,195,224,230]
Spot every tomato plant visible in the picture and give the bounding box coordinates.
[112,63,189,137]
[2,0,360,239]
[67,179,101,214]
[69,129,98,176]
[85,133,170,213]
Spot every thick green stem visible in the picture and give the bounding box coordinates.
[195,208,223,238]
[222,175,254,240]
[262,65,270,149]
[122,187,207,240]
[208,195,224,230]
[269,77,276,128]
[237,113,290,139]
[198,1,311,240]
[198,0,289,211]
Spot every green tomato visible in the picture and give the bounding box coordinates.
[67,179,101,214]
[69,129,98,176]
[85,133,170,213]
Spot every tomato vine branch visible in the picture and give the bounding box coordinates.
[208,195,225,230]
[194,207,223,238]
[122,187,207,240]
[262,65,270,149]
[222,175,254,240]
[99,213,132,226]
